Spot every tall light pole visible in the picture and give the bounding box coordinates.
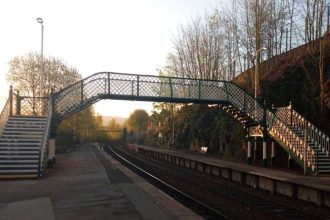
[253,46,267,163]
[254,47,267,104]
[36,17,44,97]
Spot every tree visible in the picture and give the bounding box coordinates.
[126,109,149,134]
[6,52,81,97]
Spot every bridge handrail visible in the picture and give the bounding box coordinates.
[0,98,10,138]
[53,72,266,124]
[291,110,329,156]
[276,106,330,157]
[39,98,52,175]
[266,110,317,172]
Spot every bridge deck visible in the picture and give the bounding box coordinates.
[0,144,201,220]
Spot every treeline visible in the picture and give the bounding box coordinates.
[151,0,330,152]
[6,53,111,150]
[165,0,330,80]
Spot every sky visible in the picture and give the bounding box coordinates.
[0,0,219,117]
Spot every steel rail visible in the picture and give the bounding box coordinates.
[104,144,230,220]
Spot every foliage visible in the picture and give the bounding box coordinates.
[6,53,81,97]
[126,109,149,133]
[148,104,245,159]
[56,107,110,151]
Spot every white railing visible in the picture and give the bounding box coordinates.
[0,98,11,138]
[267,110,317,172]
[39,98,52,174]
[291,110,330,156]
[276,104,330,157]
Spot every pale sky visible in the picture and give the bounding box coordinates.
[0,0,219,117]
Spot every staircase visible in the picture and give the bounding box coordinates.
[0,116,46,178]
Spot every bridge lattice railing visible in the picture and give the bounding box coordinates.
[52,72,320,173]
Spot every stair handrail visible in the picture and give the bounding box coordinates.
[266,110,318,172]
[39,98,52,172]
[0,98,11,138]
[291,109,330,157]
[275,105,329,157]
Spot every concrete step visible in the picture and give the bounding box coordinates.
[0,139,41,143]
[4,127,44,132]
[0,159,39,164]
[0,150,39,154]
[3,130,44,134]
[0,169,38,174]
[0,142,39,147]
[0,155,39,159]
[0,164,38,168]
[1,134,43,139]
[0,146,40,150]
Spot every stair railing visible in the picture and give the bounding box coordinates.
[0,98,11,138]
[266,110,318,172]
[39,98,52,175]
[291,110,330,156]
[275,105,330,157]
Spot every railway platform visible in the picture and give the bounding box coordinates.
[129,144,330,208]
[0,143,202,220]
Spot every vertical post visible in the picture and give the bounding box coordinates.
[254,137,257,163]
[304,120,307,175]
[48,138,56,166]
[107,72,110,94]
[271,141,275,166]
[80,81,84,104]
[243,92,246,113]
[289,101,293,126]
[169,78,173,98]
[262,140,267,167]
[288,154,293,169]
[137,75,139,97]
[172,104,175,150]
[247,138,252,164]
[9,85,13,117]
[16,90,21,116]
[198,79,201,99]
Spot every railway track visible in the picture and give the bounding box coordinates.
[104,143,330,220]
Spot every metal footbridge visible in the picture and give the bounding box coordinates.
[0,72,329,178]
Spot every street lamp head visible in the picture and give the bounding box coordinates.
[36,17,43,24]
[256,47,267,54]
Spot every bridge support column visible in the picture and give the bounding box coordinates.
[288,154,293,169]
[48,138,56,168]
[271,141,275,166]
[262,141,267,167]
[247,140,252,165]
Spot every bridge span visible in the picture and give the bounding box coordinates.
[0,72,329,178]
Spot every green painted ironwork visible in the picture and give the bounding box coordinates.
[52,72,265,122]
[49,72,326,174]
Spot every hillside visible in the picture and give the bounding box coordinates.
[102,116,127,127]
[233,35,330,134]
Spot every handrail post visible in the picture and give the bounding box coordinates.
[108,72,110,94]
[169,78,173,98]
[16,90,21,116]
[80,81,84,105]
[137,75,139,97]
[304,120,307,175]
[288,101,293,126]
[224,82,229,101]
[316,150,318,175]
[243,92,246,113]
[198,79,201,99]
[9,85,13,117]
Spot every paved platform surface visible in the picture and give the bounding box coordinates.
[0,144,202,220]
[134,144,330,192]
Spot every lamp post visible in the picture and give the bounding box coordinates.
[253,46,267,163]
[36,17,44,97]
